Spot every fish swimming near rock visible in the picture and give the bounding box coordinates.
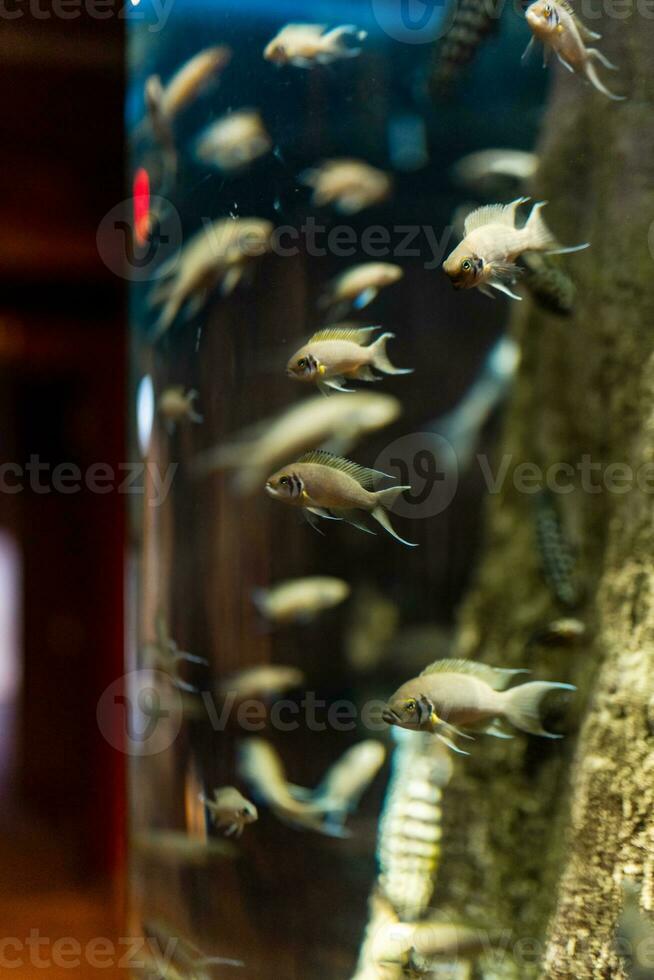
[287,325,413,394]
[442,197,588,299]
[265,450,417,546]
[195,109,272,173]
[191,392,401,496]
[319,263,404,315]
[300,159,392,214]
[264,23,367,67]
[524,0,625,100]
[199,786,258,838]
[383,658,575,752]
[149,217,273,337]
[252,576,350,626]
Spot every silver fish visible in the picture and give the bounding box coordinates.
[199,786,258,838]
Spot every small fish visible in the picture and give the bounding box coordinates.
[154,46,232,121]
[149,217,273,336]
[159,386,203,428]
[452,149,539,191]
[195,109,272,174]
[289,741,386,832]
[300,159,392,214]
[199,786,258,838]
[319,263,404,314]
[252,575,350,626]
[524,0,625,101]
[442,197,588,300]
[535,489,584,608]
[191,392,401,496]
[238,738,344,836]
[287,325,413,394]
[264,23,367,68]
[528,617,586,648]
[219,665,305,700]
[383,658,575,751]
[265,450,417,546]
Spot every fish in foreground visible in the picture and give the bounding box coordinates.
[252,575,350,626]
[524,0,625,100]
[442,197,588,299]
[191,392,401,495]
[264,23,367,67]
[219,665,305,700]
[382,658,575,752]
[159,386,203,429]
[141,919,243,978]
[287,325,413,394]
[199,786,258,838]
[265,450,417,546]
[319,263,404,314]
[238,739,346,836]
[195,109,272,173]
[149,217,273,336]
[300,159,392,214]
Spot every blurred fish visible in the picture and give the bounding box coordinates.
[534,489,584,608]
[319,263,404,314]
[144,615,208,693]
[289,740,386,832]
[265,450,417,546]
[528,617,586,648]
[452,149,539,192]
[192,392,401,496]
[252,575,350,626]
[300,159,392,214]
[159,386,203,429]
[142,919,243,977]
[345,584,400,673]
[238,738,345,836]
[287,325,412,394]
[383,658,575,751]
[524,1,625,100]
[199,786,258,838]
[149,217,273,336]
[429,335,520,473]
[150,46,232,122]
[429,0,499,94]
[219,664,305,700]
[195,109,272,173]
[443,198,588,299]
[264,23,367,67]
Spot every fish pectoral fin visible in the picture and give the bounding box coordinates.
[339,509,378,535]
[303,510,326,535]
[485,722,515,739]
[521,36,537,63]
[321,377,356,392]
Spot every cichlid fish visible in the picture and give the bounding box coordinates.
[153,47,232,121]
[149,218,273,336]
[287,325,413,394]
[442,197,588,300]
[429,0,499,95]
[535,489,583,608]
[219,665,305,700]
[524,0,625,100]
[191,392,401,496]
[383,658,575,751]
[265,450,417,546]
[195,109,272,174]
[319,263,404,314]
[264,23,367,68]
[252,575,350,626]
[199,786,258,838]
[159,386,203,428]
[300,159,392,214]
[238,738,345,836]
[452,149,539,192]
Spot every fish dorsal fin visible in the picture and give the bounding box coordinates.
[420,658,529,691]
[307,325,377,345]
[463,198,528,235]
[296,450,389,488]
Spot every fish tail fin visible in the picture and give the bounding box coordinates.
[585,58,626,99]
[371,490,417,548]
[368,333,414,376]
[524,201,558,252]
[502,681,576,737]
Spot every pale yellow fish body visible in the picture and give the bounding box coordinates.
[219,665,305,699]
[301,159,392,214]
[191,392,401,495]
[254,575,350,624]
[322,262,403,307]
[160,46,232,119]
[287,326,411,393]
[196,110,272,173]
[264,23,366,67]
[201,786,257,838]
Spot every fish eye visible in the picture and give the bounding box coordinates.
[461,259,472,272]
[297,358,307,369]
[406,698,417,713]
[279,476,290,486]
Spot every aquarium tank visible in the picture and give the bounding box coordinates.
[125,0,652,976]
